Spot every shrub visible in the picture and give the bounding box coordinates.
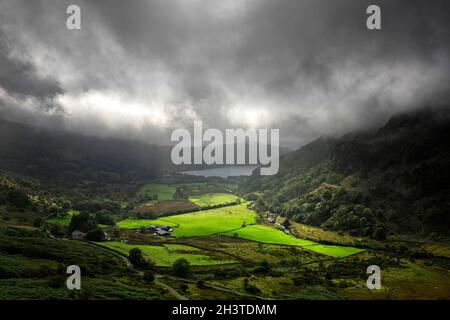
[254,260,271,274]
[143,270,155,283]
[95,210,115,226]
[372,225,387,240]
[68,212,97,234]
[47,275,66,288]
[171,258,191,278]
[33,217,43,228]
[242,278,261,295]
[86,229,107,241]
[128,248,150,269]
[179,283,189,292]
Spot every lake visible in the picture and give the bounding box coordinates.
[181,165,259,178]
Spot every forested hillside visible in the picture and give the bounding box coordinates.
[243,108,450,240]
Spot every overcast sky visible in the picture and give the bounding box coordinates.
[0,0,449,147]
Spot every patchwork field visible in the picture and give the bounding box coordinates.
[117,203,363,258]
[118,203,256,237]
[134,200,199,215]
[117,219,179,229]
[188,193,241,207]
[174,182,238,196]
[223,225,365,258]
[98,241,235,266]
[224,225,316,246]
[137,183,176,201]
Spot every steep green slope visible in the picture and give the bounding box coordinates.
[243,108,450,239]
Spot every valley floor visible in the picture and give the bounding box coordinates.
[1,180,449,300]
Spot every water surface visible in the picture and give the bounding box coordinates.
[181,165,258,178]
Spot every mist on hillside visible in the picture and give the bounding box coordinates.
[0,0,449,148]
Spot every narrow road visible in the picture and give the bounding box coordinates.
[81,240,189,300]
[160,274,267,300]
[155,275,188,300]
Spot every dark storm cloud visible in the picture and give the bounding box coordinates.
[0,0,449,147]
[0,34,62,100]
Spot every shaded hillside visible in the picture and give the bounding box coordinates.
[0,118,173,184]
[243,107,450,239]
[0,118,287,185]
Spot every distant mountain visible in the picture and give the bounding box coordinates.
[243,107,450,239]
[0,118,289,185]
[0,118,173,184]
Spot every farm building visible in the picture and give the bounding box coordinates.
[155,229,171,236]
[143,225,173,236]
[71,230,87,240]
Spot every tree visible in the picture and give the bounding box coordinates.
[33,217,43,228]
[174,187,188,200]
[242,278,261,295]
[49,223,65,237]
[68,212,97,234]
[282,219,291,229]
[143,270,155,283]
[246,193,258,201]
[95,210,115,226]
[86,229,107,241]
[171,258,191,278]
[128,248,148,269]
[254,260,271,274]
[373,224,387,240]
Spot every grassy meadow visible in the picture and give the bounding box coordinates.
[137,183,176,201]
[98,241,235,266]
[224,225,364,258]
[117,202,364,258]
[118,203,256,237]
[188,193,241,207]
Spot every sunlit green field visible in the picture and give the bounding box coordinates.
[137,183,176,201]
[188,193,241,207]
[116,203,364,258]
[307,244,365,258]
[224,225,316,246]
[224,225,364,258]
[98,241,235,266]
[117,203,256,237]
[116,219,178,229]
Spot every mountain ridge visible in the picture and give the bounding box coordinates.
[243,107,450,239]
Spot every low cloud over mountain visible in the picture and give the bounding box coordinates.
[0,0,449,147]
